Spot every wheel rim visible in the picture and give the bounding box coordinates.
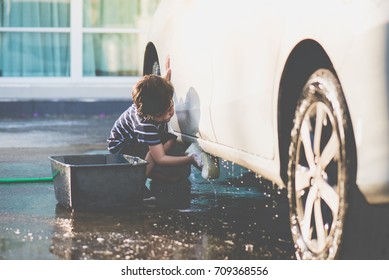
[295,99,340,253]
[152,61,160,75]
[289,74,347,259]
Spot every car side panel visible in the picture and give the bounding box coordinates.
[148,0,217,142]
[209,1,282,160]
[337,2,389,203]
[148,0,389,204]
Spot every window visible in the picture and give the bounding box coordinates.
[0,0,159,78]
[83,0,159,77]
[0,0,71,77]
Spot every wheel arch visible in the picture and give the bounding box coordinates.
[143,42,160,76]
[278,39,334,183]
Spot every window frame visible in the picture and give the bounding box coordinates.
[0,0,141,85]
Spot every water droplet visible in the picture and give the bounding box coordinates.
[225,240,234,246]
[245,244,254,252]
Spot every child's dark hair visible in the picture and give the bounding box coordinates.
[132,75,174,119]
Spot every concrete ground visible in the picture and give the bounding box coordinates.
[0,115,117,259]
[0,115,294,260]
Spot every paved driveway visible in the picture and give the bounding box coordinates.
[0,116,294,260]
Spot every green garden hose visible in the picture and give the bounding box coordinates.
[0,177,53,183]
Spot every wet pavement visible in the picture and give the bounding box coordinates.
[0,116,295,260]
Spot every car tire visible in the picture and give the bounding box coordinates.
[287,68,352,259]
[339,183,389,259]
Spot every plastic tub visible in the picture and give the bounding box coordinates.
[49,154,147,211]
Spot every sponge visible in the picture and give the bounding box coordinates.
[185,143,219,179]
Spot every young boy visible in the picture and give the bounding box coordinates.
[107,58,200,200]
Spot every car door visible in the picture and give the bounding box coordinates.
[209,0,282,160]
[166,0,217,143]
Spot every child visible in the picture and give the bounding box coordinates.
[107,57,200,200]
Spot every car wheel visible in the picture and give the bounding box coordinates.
[151,60,160,75]
[287,68,352,259]
[144,58,160,76]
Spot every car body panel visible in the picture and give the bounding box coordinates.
[336,2,389,203]
[209,1,283,160]
[146,0,389,204]
[148,0,217,142]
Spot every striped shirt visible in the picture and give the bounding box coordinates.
[107,104,170,154]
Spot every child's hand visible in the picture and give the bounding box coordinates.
[188,153,203,169]
[163,55,171,81]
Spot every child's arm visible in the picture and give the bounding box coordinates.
[148,143,195,166]
[163,138,175,153]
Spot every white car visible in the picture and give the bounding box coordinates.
[143,0,389,259]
